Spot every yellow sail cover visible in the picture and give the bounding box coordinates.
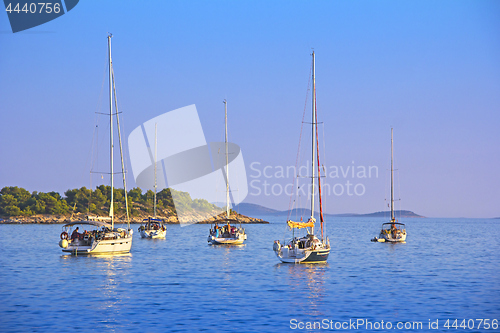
[287,218,315,229]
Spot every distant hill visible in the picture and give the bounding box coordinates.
[354,210,424,218]
[233,203,424,218]
[232,203,281,216]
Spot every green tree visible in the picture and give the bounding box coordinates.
[143,190,155,205]
[5,205,21,216]
[0,194,17,210]
[90,188,106,214]
[23,206,34,216]
[1,186,31,205]
[157,188,174,208]
[192,198,214,212]
[128,187,142,203]
[32,197,46,214]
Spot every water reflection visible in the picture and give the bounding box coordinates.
[60,253,133,260]
[275,263,328,316]
[103,255,131,312]
[59,253,133,317]
[208,243,246,267]
[383,241,407,254]
[207,244,246,299]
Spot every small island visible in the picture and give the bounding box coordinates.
[0,186,268,224]
[197,211,267,224]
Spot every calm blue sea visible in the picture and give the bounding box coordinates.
[0,217,499,332]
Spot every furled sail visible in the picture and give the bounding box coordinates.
[287,217,315,229]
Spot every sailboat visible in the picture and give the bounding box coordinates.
[207,100,247,245]
[371,128,407,243]
[139,123,167,239]
[273,51,331,263]
[58,34,133,255]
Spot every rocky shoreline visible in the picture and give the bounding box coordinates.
[0,212,269,225]
[195,212,268,224]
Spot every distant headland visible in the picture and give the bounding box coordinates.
[232,203,425,219]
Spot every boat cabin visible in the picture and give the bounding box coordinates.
[381,222,406,231]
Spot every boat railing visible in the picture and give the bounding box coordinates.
[86,215,112,221]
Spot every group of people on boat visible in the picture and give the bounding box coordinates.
[371,221,407,243]
[70,227,90,241]
[284,235,320,250]
[138,222,165,232]
[382,224,402,237]
[210,224,237,238]
[63,226,122,243]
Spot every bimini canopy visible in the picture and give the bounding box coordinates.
[212,218,239,224]
[142,218,163,222]
[63,221,112,228]
[382,222,406,227]
[287,218,315,229]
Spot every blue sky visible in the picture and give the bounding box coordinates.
[1,0,499,218]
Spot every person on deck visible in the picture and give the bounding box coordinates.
[71,227,81,241]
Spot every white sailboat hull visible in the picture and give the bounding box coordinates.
[208,233,247,245]
[378,232,407,243]
[140,229,166,239]
[274,245,330,263]
[273,235,330,263]
[62,234,132,255]
[373,221,407,243]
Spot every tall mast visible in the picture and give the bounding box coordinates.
[310,51,316,235]
[108,34,114,229]
[154,123,157,218]
[111,68,130,226]
[224,100,230,220]
[391,127,394,222]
